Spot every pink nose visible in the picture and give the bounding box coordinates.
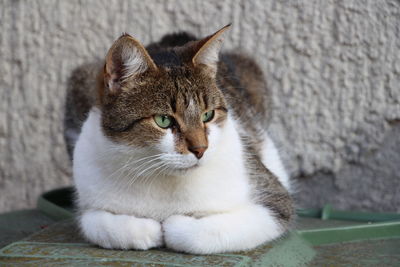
[189,146,207,159]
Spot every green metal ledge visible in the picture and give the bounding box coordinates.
[23,186,399,266]
[37,187,400,246]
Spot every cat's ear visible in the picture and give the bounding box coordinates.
[104,33,157,94]
[191,24,231,75]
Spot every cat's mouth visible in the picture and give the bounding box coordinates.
[157,152,203,176]
[170,163,200,175]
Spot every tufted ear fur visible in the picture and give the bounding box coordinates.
[104,34,157,94]
[191,24,231,75]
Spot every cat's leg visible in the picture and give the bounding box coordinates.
[80,210,163,250]
[163,204,285,254]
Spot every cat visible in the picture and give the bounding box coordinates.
[66,24,294,254]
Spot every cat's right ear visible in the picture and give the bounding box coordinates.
[190,24,231,76]
[104,34,157,94]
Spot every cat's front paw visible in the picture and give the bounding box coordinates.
[128,217,164,250]
[163,215,205,254]
[81,211,163,250]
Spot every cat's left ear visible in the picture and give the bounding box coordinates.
[104,34,158,94]
[191,24,231,76]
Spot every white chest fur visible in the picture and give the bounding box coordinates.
[73,109,252,221]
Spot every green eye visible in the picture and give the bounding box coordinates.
[154,115,172,129]
[202,110,215,123]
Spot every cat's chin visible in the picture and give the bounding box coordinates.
[167,163,200,176]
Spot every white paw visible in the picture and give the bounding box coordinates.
[162,206,284,254]
[126,217,163,250]
[81,211,163,250]
[163,215,206,254]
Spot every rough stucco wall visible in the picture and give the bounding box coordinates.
[0,0,399,212]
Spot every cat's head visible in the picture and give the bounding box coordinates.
[98,25,231,175]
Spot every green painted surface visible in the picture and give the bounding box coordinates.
[0,210,55,249]
[1,215,400,266]
[309,239,400,266]
[0,220,315,266]
[298,221,400,246]
[0,188,399,266]
[253,233,315,267]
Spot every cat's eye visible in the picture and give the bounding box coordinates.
[154,115,172,129]
[202,110,215,123]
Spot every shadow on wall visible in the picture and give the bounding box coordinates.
[296,122,400,212]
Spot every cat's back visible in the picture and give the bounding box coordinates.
[218,52,272,138]
[65,62,101,158]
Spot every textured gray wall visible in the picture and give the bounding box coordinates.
[1,0,399,212]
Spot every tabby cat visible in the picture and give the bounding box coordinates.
[66,25,294,254]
